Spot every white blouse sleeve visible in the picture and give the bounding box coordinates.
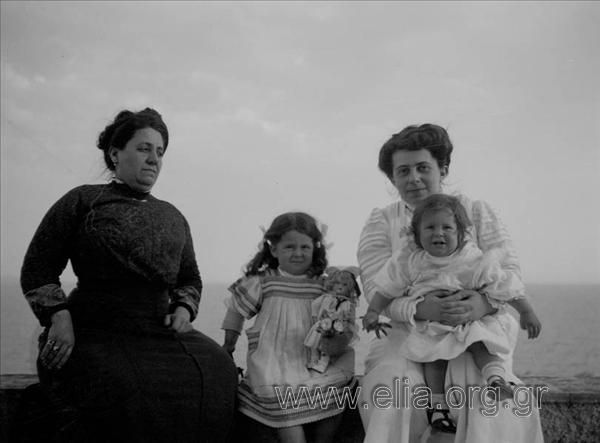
[373,248,414,298]
[470,199,526,301]
[357,208,392,304]
[357,206,420,323]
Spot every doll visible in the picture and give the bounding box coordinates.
[304,266,360,373]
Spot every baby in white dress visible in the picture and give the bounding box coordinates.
[362,194,541,433]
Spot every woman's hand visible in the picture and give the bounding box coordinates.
[442,289,495,325]
[416,289,495,326]
[414,289,453,322]
[164,306,193,333]
[40,310,75,370]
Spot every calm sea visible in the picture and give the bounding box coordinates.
[2,278,599,377]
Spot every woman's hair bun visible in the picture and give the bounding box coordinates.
[97,110,135,153]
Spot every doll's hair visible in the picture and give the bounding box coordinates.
[324,268,361,298]
[244,212,327,277]
[410,194,472,250]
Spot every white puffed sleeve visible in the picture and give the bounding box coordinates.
[470,199,527,302]
[357,204,420,323]
[357,207,392,304]
[373,247,414,299]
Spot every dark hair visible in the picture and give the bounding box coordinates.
[378,123,453,180]
[244,212,328,277]
[96,107,169,170]
[410,194,471,250]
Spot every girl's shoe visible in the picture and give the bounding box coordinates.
[426,408,457,434]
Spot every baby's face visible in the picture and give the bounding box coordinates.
[418,209,459,257]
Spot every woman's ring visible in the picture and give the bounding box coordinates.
[52,345,59,352]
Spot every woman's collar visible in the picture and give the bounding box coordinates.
[110,179,151,200]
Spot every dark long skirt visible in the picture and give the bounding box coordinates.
[15,285,238,443]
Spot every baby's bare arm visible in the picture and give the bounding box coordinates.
[508,298,541,339]
[508,297,534,316]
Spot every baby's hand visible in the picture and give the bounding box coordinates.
[361,310,391,339]
[361,310,379,331]
[520,311,542,339]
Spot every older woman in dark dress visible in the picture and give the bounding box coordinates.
[19,108,237,442]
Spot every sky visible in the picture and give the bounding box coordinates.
[1,0,599,289]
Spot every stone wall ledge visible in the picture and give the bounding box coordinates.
[2,374,599,443]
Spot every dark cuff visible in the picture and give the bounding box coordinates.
[169,302,195,321]
[40,303,69,327]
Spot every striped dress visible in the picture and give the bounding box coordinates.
[227,269,355,428]
[357,194,544,443]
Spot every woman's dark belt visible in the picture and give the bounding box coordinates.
[66,279,171,330]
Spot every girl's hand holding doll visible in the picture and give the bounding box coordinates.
[317,312,352,356]
[319,330,353,357]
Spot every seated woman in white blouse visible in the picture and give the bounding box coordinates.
[357,123,544,443]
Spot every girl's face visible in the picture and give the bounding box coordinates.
[391,149,447,207]
[110,127,165,193]
[418,209,459,257]
[270,230,314,275]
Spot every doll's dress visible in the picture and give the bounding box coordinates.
[304,292,358,350]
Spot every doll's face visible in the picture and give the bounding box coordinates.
[332,280,351,296]
[327,272,355,297]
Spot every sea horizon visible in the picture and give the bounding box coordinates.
[2,276,599,378]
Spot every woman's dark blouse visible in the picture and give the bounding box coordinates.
[21,182,202,326]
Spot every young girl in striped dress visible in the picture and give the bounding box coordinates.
[221,212,355,443]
